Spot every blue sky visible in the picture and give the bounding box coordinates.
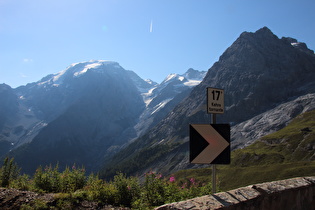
[1,0,315,88]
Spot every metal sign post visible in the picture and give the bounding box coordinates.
[208,88,222,194]
[189,87,230,195]
[212,113,216,194]
[189,122,230,193]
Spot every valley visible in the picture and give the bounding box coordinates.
[0,27,314,182]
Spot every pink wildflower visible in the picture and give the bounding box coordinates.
[189,178,196,185]
[181,182,187,189]
[156,173,162,179]
[146,171,154,176]
[169,176,175,182]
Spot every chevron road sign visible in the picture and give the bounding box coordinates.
[190,124,230,164]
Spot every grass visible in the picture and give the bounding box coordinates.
[218,161,315,191]
[233,110,315,164]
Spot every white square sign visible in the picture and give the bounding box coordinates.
[207,87,224,114]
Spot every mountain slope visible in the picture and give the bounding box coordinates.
[1,60,206,174]
[0,84,19,156]
[219,109,315,190]
[232,109,315,166]
[100,27,315,178]
[8,61,146,173]
[0,84,19,130]
[231,93,315,149]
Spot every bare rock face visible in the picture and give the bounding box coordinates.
[202,26,315,124]
[150,26,315,142]
[231,93,315,149]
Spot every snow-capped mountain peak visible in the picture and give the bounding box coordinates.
[139,68,206,108]
[38,60,121,87]
[163,73,178,83]
[134,68,206,137]
[73,62,103,76]
[161,69,206,87]
[144,79,156,85]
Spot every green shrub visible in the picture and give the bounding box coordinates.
[142,171,166,206]
[20,199,49,210]
[60,165,86,193]
[113,172,141,207]
[85,173,118,205]
[0,157,20,187]
[0,160,216,209]
[34,164,61,192]
[130,172,212,208]
[54,193,79,209]
[10,174,31,191]
[163,177,183,203]
[33,164,86,193]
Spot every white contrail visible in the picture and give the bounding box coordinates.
[150,20,153,33]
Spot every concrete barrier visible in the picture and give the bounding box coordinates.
[155,176,315,210]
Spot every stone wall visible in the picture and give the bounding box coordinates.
[156,177,315,210]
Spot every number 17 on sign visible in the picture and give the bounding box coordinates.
[207,87,224,114]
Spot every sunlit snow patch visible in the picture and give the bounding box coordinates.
[142,87,157,106]
[184,79,202,86]
[74,62,102,76]
[164,74,177,83]
[178,76,185,81]
[53,69,67,82]
[151,98,173,115]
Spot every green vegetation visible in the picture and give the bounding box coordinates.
[173,161,315,192]
[101,143,177,179]
[1,110,314,208]
[0,157,20,187]
[231,110,315,166]
[0,158,213,209]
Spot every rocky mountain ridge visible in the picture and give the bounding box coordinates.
[134,68,206,137]
[100,27,315,178]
